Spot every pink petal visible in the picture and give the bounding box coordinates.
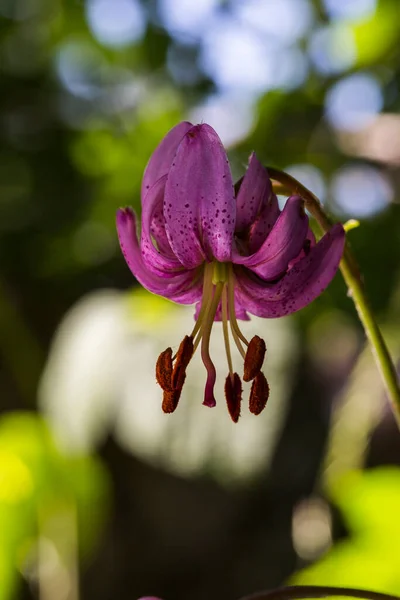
[288,226,316,269]
[247,192,280,254]
[116,208,203,304]
[141,176,185,277]
[164,124,235,267]
[235,153,272,231]
[233,196,309,281]
[235,223,345,318]
[141,121,193,200]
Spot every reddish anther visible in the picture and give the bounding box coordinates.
[249,372,270,415]
[224,373,242,423]
[156,347,173,391]
[171,335,194,391]
[162,389,181,414]
[243,335,266,382]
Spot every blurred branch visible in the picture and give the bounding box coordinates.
[269,168,400,429]
[240,585,400,600]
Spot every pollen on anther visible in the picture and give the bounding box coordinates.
[156,347,173,391]
[244,335,266,382]
[162,389,181,414]
[172,335,194,391]
[249,372,270,415]
[225,373,242,423]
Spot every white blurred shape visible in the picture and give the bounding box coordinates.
[309,24,355,75]
[234,0,313,44]
[159,0,218,40]
[39,291,126,452]
[39,289,297,483]
[189,94,255,147]
[286,164,326,202]
[322,0,376,21]
[331,164,393,217]
[325,73,383,131]
[86,0,146,48]
[292,497,332,561]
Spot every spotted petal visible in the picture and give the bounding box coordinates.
[247,192,280,254]
[233,196,309,281]
[164,124,236,268]
[235,153,272,231]
[141,176,184,277]
[116,208,203,304]
[141,121,193,200]
[235,224,345,318]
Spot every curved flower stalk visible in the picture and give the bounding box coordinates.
[117,122,345,421]
[137,585,400,600]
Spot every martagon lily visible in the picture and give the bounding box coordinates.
[116,122,345,422]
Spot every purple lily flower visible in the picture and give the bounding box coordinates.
[117,122,345,421]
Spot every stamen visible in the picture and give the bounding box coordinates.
[225,372,242,423]
[162,389,181,413]
[171,335,194,391]
[227,264,248,357]
[221,285,233,375]
[244,335,266,382]
[249,372,270,415]
[190,262,214,339]
[156,348,173,391]
[201,281,224,407]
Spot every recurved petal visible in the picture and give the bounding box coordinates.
[233,196,309,281]
[164,124,236,267]
[141,121,193,200]
[235,223,345,318]
[288,226,316,269]
[141,176,184,277]
[116,208,203,304]
[247,193,280,254]
[235,153,271,231]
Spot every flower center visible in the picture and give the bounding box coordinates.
[156,261,270,422]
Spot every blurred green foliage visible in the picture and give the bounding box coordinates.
[0,413,110,600]
[294,468,400,594]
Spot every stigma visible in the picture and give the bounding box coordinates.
[155,262,270,422]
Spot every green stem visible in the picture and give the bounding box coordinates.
[268,167,400,428]
[238,585,400,600]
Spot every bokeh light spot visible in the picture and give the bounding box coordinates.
[325,73,383,131]
[200,17,276,93]
[159,0,218,40]
[234,0,314,44]
[85,0,146,48]
[286,164,326,202]
[309,24,356,75]
[331,164,393,217]
[322,0,376,21]
[189,94,255,147]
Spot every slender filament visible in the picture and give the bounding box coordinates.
[191,262,214,340]
[221,285,233,376]
[227,265,247,358]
